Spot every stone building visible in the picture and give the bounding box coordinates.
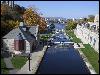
[2,22,40,54]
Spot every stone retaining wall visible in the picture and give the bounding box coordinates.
[32,46,48,74]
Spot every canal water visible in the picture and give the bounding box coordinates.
[36,23,90,74]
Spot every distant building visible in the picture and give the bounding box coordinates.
[2,22,40,54]
[45,17,66,23]
[94,14,99,30]
[1,1,14,8]
[88,14,99,31]
[80,18,83,19]
[73,18,75,21]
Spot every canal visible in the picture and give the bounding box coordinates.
[36,23,90,74]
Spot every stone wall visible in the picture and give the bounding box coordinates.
[74,25,99,53]
[25,40,31,53]
[3,39,14,52]
[3,39,35,54]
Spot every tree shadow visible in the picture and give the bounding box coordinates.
[32,44,44,52]
[1,67,14,70]
[1,51,11,58]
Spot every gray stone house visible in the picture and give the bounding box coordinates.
[2,22,40,54]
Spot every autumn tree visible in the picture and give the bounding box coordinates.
[1,3,12,20]
[1,3,20,37]
[23,7,47,32]
[23,7,37,25]
[38,17,47,32]
[14,4,26,15]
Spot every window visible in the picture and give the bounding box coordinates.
[88,34,89,40]
[6,47,9,50]
[96,21,98,22]
[90,36,92,42]
[93,38,96,46]
[6,40,8,42]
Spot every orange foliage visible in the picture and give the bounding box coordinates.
[23,7,47,31]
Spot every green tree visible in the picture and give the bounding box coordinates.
[88,15,95,22]
[50,23,55,29]
[66,20,77,30]
[83,18,88,22]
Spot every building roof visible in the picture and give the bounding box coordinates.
[29,25,39,38]
[3,23,39,40]
[15,33,23,40]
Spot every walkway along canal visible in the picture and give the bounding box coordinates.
[36,23,90,74]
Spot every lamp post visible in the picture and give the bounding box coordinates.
[28,53,31,71]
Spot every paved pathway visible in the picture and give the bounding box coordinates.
[2,44,47,74]
[16,45,47,74]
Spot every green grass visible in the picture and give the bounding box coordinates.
[1,57,9,74]
[40,34,52,41]
[80,44,99,74]
[65,30,99,73]
[65,30,82,43]
[11,56,28,69]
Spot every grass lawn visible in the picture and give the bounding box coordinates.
[1,57,9,74]
[11,56,28,69]
[65,30,99,74]
[80,44,99,74]
[65,30,82,43]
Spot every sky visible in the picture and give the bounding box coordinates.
[15,1,99,19]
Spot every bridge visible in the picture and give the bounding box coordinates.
[53,41,74,44]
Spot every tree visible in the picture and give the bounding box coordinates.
[66,20,77,30]
[83,18,88,22]
[1,3,21,37]
[14,4,26,15]
[23,7,47,32]
[23,7,39,26]
[13,4,26,20]
[50,23,55,29]
[38,17,47,32]
[1,3,22,21]
[88,15,95,22]
[1,3,12,18]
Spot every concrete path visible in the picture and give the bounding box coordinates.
[16,45,47,74]
[4,57,18,74]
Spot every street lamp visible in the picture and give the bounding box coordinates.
[21,52,32,71]
[28,53,32,71]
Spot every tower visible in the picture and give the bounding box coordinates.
[1,1,14,8]
[8,1,14,8]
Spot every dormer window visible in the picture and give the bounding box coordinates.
[96,21,98,22]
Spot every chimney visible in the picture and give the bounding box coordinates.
[19,22,24,26]
[19,22,26,31]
